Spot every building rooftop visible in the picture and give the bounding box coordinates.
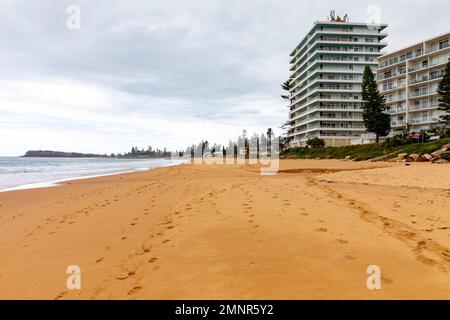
[379,31,450,60]
[289,20,388,56]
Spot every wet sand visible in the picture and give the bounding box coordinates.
[0,160,449,299]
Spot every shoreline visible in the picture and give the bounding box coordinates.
[0,160,449,299]
[0,159,187,193]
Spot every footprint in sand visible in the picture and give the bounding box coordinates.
[135,242,152,256]
[116,270,135,280]
[316,227,328,232]
[336,239,349,244]
[381,276,394,284]
[148,257,157,264]
[54,291,67,300]
[128,286,143,295]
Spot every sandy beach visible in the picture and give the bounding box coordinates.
[0,159,450,299]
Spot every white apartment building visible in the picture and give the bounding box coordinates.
[377,32,450,133]
[288,19,388,147]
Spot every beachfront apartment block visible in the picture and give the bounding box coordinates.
[377,32,450,133]
[287,19,388,147]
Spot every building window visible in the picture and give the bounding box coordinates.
[439,40,449,50]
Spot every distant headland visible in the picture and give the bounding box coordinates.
[22,150,105,158]
[22,148,173,159]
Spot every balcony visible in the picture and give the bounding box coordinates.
[387,108,406,114]
[409,102,439,111]
[410,76,429,85]
[410,118,428,124]
[427,41,450,54]
[391,120,407,127]
[410,90,430,98]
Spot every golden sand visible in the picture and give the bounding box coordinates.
[0,160,449,299]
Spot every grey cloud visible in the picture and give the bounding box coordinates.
[0,0,449,155]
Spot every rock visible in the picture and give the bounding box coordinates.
[442,143,450,149]
[415,156,429,162]
[431,147,448,157]
[441,151,450,160]
[406,154,420,162]
[432,158,449,164]
[370,152,398,162]
[398,153,408,158]
[423,153,432,160]
[344,155,351,161]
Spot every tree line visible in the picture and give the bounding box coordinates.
[182,128,281,159]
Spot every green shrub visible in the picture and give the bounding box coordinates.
[282,137,450,160]
[306,137,325,148]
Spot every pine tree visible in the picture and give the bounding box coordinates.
[437,59,450,125]
[361,66,391,143]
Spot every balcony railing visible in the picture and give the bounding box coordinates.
[427,42,449,53]
[391,120,407,126]
[387,108,406,114]
[410,90,429,98]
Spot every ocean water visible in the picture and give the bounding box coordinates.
[0,157,184,192]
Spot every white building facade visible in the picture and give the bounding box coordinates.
[288,20,388,147]
[377,32,450,133]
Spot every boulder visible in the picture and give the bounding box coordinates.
[422,153,432,160]
[431,147,448,157]
[344,155,351,161]
[415,156,429,162]
[432,158,449,164]
[441,151,450,160]
[398,153,408,158]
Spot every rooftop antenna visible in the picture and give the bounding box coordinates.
[328,10,349,23]
[329,10,336,22]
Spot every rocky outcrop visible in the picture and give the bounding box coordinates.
[387,146,450,164]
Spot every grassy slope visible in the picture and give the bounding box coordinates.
[282,138,450,160]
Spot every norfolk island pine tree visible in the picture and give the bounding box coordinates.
[361,65,391,143]
[437,59,450,126]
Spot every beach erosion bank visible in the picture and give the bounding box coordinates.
[0,160,449,299]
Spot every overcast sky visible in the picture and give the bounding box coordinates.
[0,0,449,156]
